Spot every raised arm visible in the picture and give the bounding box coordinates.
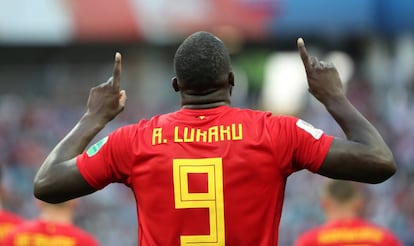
[297,38,396,184]
[34,53,127,203]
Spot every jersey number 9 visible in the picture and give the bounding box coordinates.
[173,158,225,246]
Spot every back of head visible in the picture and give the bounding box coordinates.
[321,180,366,221]
[173,31,232,93]
[323,180,362,204]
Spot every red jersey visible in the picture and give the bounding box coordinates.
[0,210,24,241]
[76,106,333,246]
[294,218,402,246]
[0,219,99,246]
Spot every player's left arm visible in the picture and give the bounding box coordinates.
[34,53,127,204]
[297,38,396,184]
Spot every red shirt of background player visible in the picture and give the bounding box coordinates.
[0,210,24,241]
[294,218,402,246]
[77,106,333,245]
[1,219,99,246]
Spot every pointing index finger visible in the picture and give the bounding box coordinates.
[112,52,122,91]
[297,38,311,72]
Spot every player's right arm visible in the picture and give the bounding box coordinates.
[297,38,396,184]
[34,53,127,203]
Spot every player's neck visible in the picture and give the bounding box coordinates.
[39,210,73,224]
[326,209,358,222]
[181,89,231,109]
[182,101,229,109]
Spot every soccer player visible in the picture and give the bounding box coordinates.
[1,200,99,246]
[0,165,25,241]
[294,179,401,246]
[33,32,396,245]
[0,210,24,242]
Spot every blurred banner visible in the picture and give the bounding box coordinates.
[0,0,276,44]
[0,0,412,44]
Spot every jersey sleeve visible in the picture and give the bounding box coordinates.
[383,230,403,246]
[77,232,100,246]
[293,231,315,246]
[76,125,136,190]
[85,236,100,246]
[273,116,334,176]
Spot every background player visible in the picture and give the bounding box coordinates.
[0,164,24,241]
[294,179,401,246]
[33,32,396,245]
[1,199,99,246]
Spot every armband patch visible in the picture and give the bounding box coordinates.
[296,119,323,140]
[87,136,108,157]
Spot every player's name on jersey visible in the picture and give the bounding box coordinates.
[152,123,243,145]
[318,227,384,244]
[13,233,76,246]
[0,223,16,239]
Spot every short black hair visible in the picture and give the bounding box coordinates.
[324,180,361,203]
[174,31,231,88]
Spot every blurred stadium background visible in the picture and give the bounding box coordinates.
[0,0,413,245]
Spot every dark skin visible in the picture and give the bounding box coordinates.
[34,39,396,204]
[172,72,235,109]
[296,38,395,183]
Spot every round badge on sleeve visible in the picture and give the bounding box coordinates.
[87,136,109,157]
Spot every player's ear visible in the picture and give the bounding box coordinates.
[172,77,180,92]
[228,72,234,86]
[352,196,364,215]
[320,195,330,212]
[228,72,234,96]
